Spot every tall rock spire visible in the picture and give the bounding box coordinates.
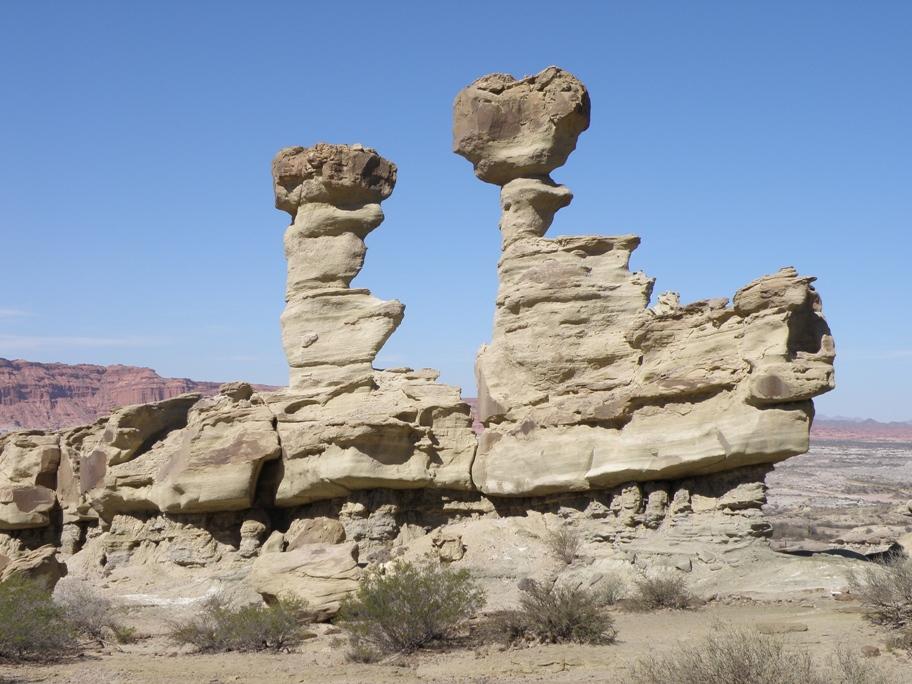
[272,143,402,394]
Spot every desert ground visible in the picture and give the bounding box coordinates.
[2,435,911,684]
[0,594,908,683]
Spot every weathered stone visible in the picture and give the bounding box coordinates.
[272,143,396,213]
[455,68,835,497]
[453,67,590,185]
[239,513,269,558]
[285,517,346,548]
[0,432,60,529]
[0,544,65,590]
[84,393,280,517]
[248,542,361,619]
[432,531,466,562]
[267,369,476,506]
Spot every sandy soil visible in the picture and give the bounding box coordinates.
[2,595,909,684]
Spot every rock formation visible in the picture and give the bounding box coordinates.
[453,66,835,497]
[266,143,476,505]
[0,67,837,617]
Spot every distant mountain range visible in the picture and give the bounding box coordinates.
[0,358,277,432]
[811,417,912,442]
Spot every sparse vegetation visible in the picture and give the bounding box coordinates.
[0,576,76,661]
[336,558,485,658]
[848,555,912,628]
[54,580,130,643]
[111,623,139,644]
[497,579,617,645]
[545,525,581,565]
[630,572,695,610]
[632,626,888,684]
[169,594,306,653]
[598,572,627,605]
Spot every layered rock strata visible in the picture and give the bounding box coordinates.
[267,143,476,504]
[0,68,837,613]
[0,145,477,550]
[453,67,835,496]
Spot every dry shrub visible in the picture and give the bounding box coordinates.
[848,556,912,628]
[54,580,127,642]
[633,627,888,684]
[545,525,581,565]
[599,572,627,605]
[111,623,138,644]
[630,572,694,610]
[0,576,76,661]
[497,579,616,645]
[831,647,890,684]
[170,594,306,652]
[337,558,485,658]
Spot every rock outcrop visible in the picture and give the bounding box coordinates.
[266,143,476,505]
[0,67,837,618]
[454,67,835,497]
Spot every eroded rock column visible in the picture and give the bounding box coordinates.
[454,67,836,496]
[272,144,401,394]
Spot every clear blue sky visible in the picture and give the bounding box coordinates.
[1,2,909,421]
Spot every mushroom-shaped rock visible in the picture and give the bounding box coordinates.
[272,143,397,214]
[453,66,590,185]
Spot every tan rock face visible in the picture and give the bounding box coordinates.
[0,432,60,529]
[247,542,361,620]
[455,67,835,497]
[268,143,477,505]
[82,392,281,518]
[272,144,402,393]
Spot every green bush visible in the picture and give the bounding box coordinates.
[498,579,616,645]
[170,594,306,653]
[337,558,486,657]
[848,556,912,628]
[0,576,76,660]
[630,573,694,610]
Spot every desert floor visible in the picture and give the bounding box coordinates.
[2,594,910,684]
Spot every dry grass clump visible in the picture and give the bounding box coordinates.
[848,555,912,628]
[497,579,617,645]
[336,558,486,661]
[0,576,76,661]
[545,525,581,565]
[170,594,306,653]
[629,572,695,610]
[598,572,627,605]
[633,626,888,684]
[54,580,133,643]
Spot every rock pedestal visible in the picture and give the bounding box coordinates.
[273,143,401,394]
[454,67,835,496]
